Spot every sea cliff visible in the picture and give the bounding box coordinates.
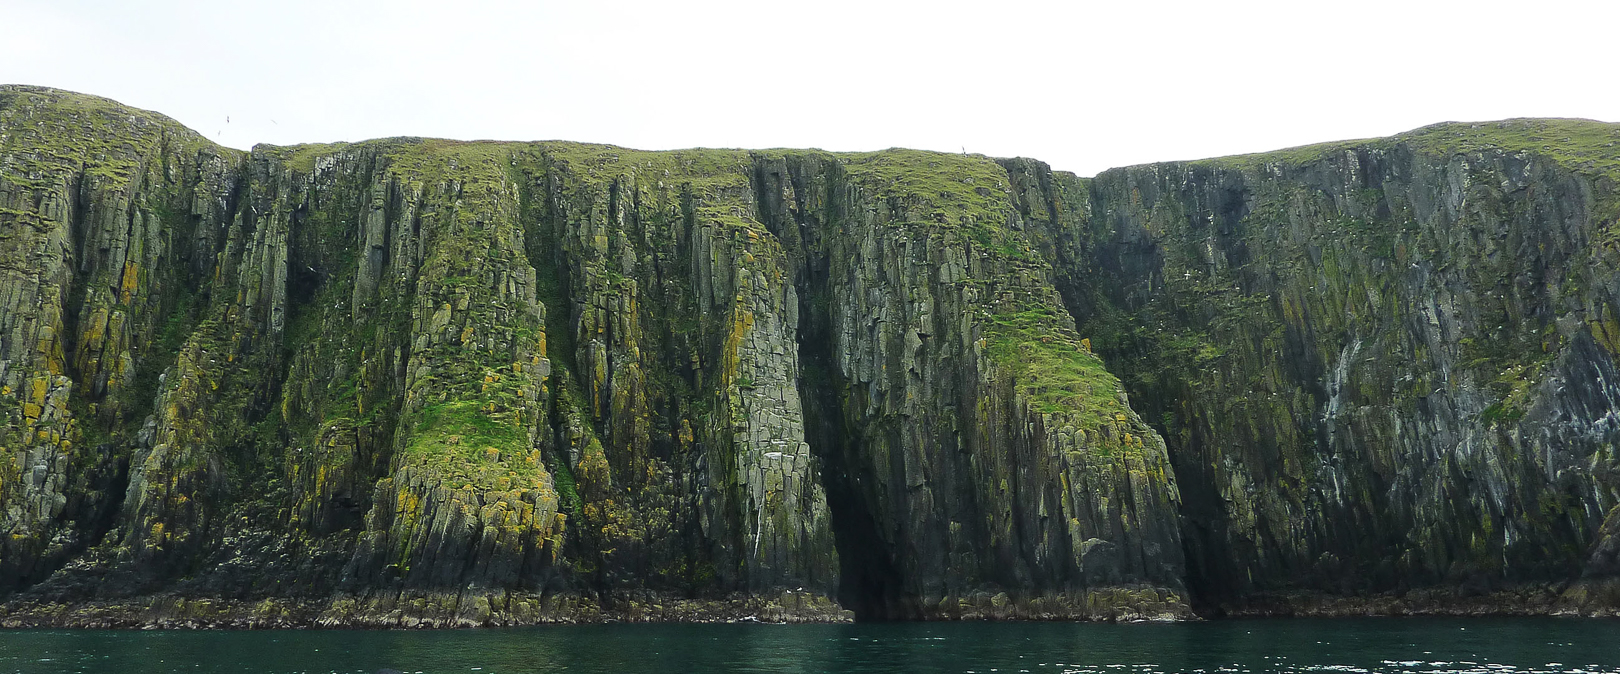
[0,85,1615,626]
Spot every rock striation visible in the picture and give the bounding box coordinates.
[1013,122,1620,616]
[0,85,1615,626]
[0,86,1184,625]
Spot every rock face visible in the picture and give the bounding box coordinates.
[0,87,1616,625]
[0,86,1186,626]
[1016,122,1620,615]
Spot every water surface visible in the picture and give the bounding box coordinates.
[2,617,1616,674]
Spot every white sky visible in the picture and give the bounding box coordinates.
[2,0,1616,176]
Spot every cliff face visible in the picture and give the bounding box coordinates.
[1019,121,1620,615]
[0,86,1184,626]
[1,86,1617,626]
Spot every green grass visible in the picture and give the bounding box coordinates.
[401,399,535,485]
[256,141,354,173]
[535,142,756,197]
[840,148,1030,259]
[1168,119,1620,189]
[414,399,525,444]
[1187,138,1371,171]
[1402,119,1620,238]
[1398,118,1620,185]
[0,85,236,189]
[983,303,1124,427]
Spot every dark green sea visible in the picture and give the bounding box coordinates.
[1,617,1616,674]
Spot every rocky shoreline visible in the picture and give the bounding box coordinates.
[0,591,850,629]
[8,586,1618,629]
[0,586,1198,628]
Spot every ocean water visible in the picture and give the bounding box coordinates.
[0,617,1616,674]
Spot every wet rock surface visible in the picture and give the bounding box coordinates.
[0,87,1616,625]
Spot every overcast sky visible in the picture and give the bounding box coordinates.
[3,0,1616,176]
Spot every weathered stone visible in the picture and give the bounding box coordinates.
[1015,121,1620,614]
[1,88,1617,626]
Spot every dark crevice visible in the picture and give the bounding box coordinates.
[795,265,909,621]
[998,160,1222,615]
[60,169,93,384]
[761,156,912,621]
[515,155,595,597]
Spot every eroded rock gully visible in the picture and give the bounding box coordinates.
[0,85,1616,626]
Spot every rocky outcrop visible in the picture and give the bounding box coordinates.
[3,87,1617,625]
[0,86,237,594]
[765,152,1185,619]
[0,86,1185,625]
[1022,120,1620,615]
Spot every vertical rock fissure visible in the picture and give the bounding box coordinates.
[517,154,595,594]
[794,262,907,620]
[760,156,912,621]
[59,171,91,380]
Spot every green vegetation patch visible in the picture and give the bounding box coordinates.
[1398,118,1620,187]
[254,141,354,173]
[1189,139,1370,172]
[1174,119,1620,195]
[535,142,756,196]
[840,149,1028,257]
[403,399,546,489]
[0,85,233,189]
[983,302,1126,430]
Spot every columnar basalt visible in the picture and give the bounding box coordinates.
[1019,122,1620,615]
[0,87,1182,625]
[1,86,1618,626]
